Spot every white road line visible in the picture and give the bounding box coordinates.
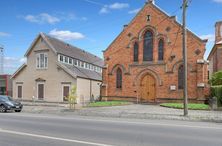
[0,128,114,146]
[1,113,222,130]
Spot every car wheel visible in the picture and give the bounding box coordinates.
[0,105,6,113]
[15,110,21,112]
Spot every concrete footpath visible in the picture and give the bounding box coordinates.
[20,102,222,123]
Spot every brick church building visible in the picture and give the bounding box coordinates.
[208,21,222,77]
[101,0,209,103]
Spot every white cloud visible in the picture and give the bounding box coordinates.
[19,57,27,63]
[128,8,141,14]
[109,3,129,9]
[3,57,26,74]
[100,2,129,14]
[21,12,86,23]
[49,29,85,41]
[23,13,60,24]
[200,34,215,42]
[0,32,11,37]
[213,0,222,3]
[99,6,109,14]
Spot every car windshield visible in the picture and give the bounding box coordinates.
[0,96,13,102]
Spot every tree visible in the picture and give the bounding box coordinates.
[209,71,222,86]
[68,85,77,110]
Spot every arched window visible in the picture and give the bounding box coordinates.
[178,65,184,89]
[143,30,153,61]
[133,42,139,62]
[116,68,122,89]
[158,39,164,61]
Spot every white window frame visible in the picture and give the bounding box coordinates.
[73,59,77,66]
[80,61,84,68]
[36,54,40,68]
[58,54,63,62]
[86,63,89,69]
[58,54,60,61]
[44,54,48,68]
[90,64,93,70]
[64,56,68,64]
[77,60,80,66]
[57,54,102,73]
[69,58,73,65]
[36,53,48,69]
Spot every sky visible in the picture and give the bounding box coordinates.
[0,0,222,74]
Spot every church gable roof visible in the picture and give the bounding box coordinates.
[104,2,205,53]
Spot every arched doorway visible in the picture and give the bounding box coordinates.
[140,74,156,102]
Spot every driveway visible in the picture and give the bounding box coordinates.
[22,103,222,123]
[74,104,222,122]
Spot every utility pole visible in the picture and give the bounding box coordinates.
[182,0,188,116]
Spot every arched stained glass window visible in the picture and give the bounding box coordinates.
[143,30,153,61]
[134,42,139,62]
[158,39,164,61]
[116,68,122,89]
[178,65,184,89]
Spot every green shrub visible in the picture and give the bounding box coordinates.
[209,71,222,86]
[211,85,222,106]
[160,103,209,110]
[88,101,130,107]
[68,85,77,110]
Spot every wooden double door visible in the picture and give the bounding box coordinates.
[140,74,156,102]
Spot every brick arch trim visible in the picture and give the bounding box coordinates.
[138,25,157,41]
[171,60,193,72]
[157,33,168,42]
[109,64,127,75]
[133,68,163,86]
[128,37,139,49]
[130,37,139,42]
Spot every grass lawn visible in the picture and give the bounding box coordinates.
[88,101,131,107]
[160,103,210,110]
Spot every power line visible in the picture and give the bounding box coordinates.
[169,27,182,59]
[155,5,182,28]
[82,0,105,6]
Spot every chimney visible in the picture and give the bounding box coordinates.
[146,0,155,4]
[170,16,177,21]
[123,24,128,30]
[215,21,222,44]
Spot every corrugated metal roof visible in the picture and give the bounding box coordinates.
[63,64,102,81]
[43,34,104,67]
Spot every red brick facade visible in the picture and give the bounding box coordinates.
[208,21,222,76]
[102,2,208,102]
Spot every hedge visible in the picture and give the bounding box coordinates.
[211,85,222,106]
[209,71,222,86]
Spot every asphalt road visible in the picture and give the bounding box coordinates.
[0,113,222,146]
